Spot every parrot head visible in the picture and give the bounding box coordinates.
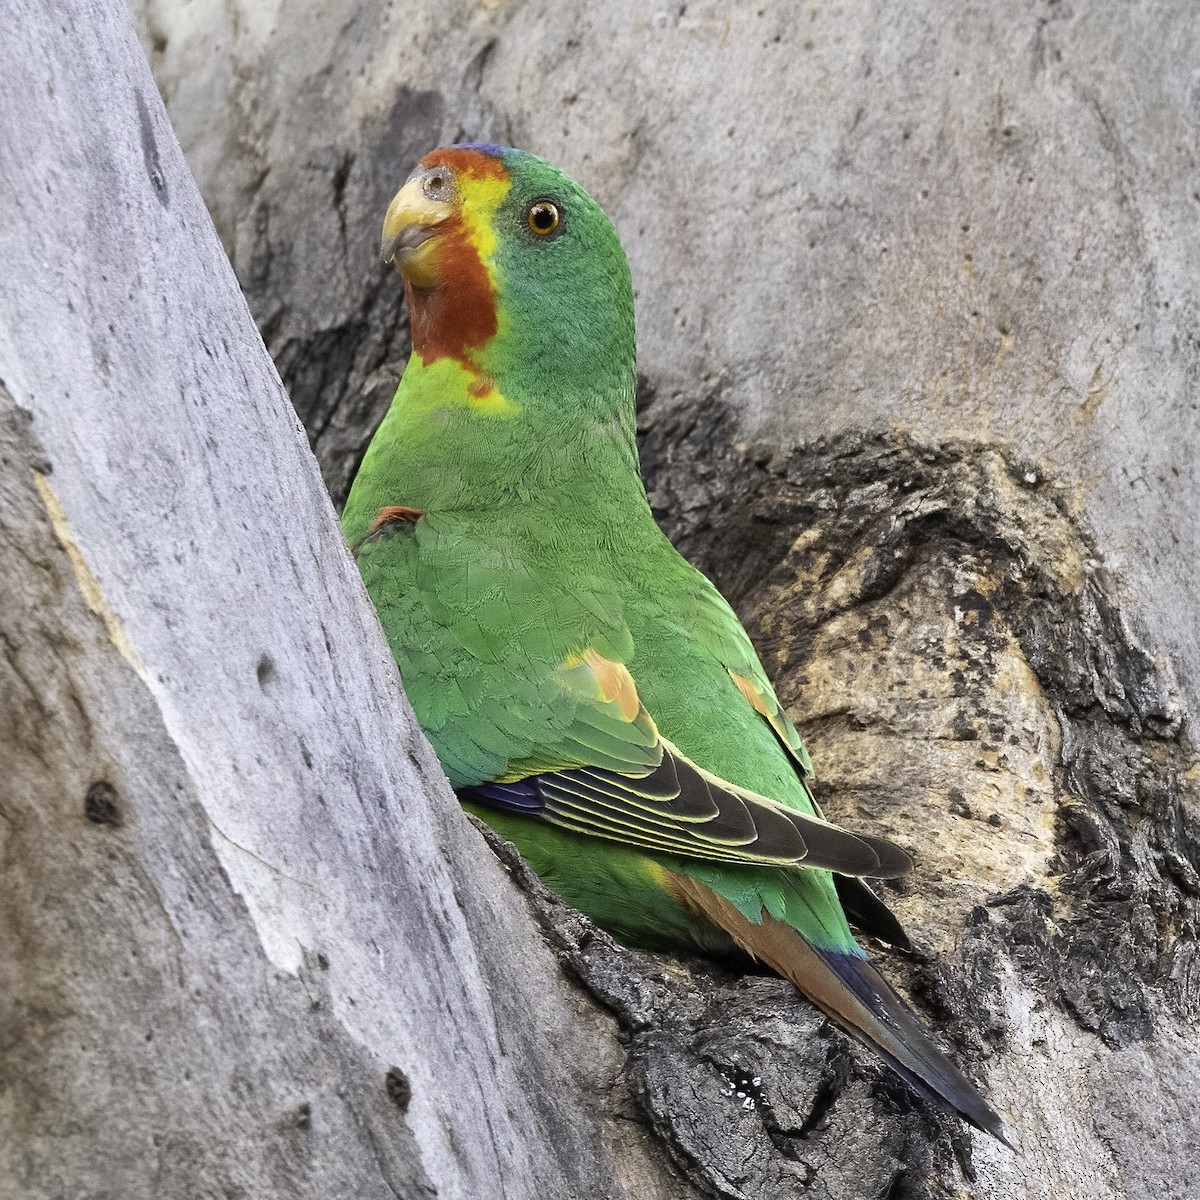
[380,145,636,414]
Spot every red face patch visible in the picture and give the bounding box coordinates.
[419,146,510,181]
[404,234,497,367]
[406,148,511,372]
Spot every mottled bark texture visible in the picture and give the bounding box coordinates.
[6,0,1196,1196]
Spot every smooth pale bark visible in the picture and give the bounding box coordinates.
[0,5,689,1199]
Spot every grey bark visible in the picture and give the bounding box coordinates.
[3,0,1197,1198]
[0,5,690,1199]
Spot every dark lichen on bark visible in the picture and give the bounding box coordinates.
[471,816,963,1200]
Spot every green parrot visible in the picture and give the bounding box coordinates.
[343,143,1007,1142]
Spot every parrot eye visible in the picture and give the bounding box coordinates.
[422,169,454,203]
[526,199,562,238]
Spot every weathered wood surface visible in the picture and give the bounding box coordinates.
[0,4,690,1198]
[127,1,1200,1196]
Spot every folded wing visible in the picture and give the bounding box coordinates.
[461,647,911,879]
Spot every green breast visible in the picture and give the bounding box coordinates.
[351,496,808,814]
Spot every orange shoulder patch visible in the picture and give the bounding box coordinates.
[582,648,641,722]
[728,668,795,744]
[729,669,770,716]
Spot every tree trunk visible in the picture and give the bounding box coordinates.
[4,0,1197,1197]
[0,5,694,1199]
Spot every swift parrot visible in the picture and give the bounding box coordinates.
[343,144,1007,1142]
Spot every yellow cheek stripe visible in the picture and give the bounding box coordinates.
[404,172,517,415]
[458,174,510,277]
[443,172,513,395]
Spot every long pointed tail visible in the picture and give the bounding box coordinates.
[671,875,1011,1144]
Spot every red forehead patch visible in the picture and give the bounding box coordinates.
[420,146,509,181]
